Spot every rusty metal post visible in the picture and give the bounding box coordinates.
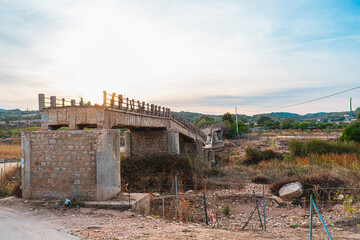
[118,95,123,110]
[103,91,107,107]
[38,94,45,110]
[50,96,56,108]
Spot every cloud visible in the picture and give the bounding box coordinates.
[0,0,359,114]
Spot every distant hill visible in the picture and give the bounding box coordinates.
[174,108,360,123]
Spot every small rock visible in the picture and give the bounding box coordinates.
[87,225,101,229]
[153,193,161,197]
[270,195,285,206]
[185,190,194,194]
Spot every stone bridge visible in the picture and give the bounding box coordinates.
[21,92,210,201]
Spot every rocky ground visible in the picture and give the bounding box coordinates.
[1,183,359,240]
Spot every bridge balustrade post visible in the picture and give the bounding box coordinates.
[118,95,123,110]
[50,96,56,108]
[62,98,65,107]
[158,106,161,116]
[131,99,135,111]
[147,103,150,115]
[151,104,154,115]
[154,105,157,116]
[71,99,76,106]
[103,91,107,107]
[137,100,141,112]
[125,98,129,110]
[142,102,145,114]
[111,92,116,108]
[38,94,45,111]
[162,107,165,117]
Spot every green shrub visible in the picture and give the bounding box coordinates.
[341,121,360,143]
[288,139,359,157]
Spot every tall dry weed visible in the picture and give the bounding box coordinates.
[0,144,21,159]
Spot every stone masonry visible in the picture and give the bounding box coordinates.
[21,129,121,201]
[129,129,168,158]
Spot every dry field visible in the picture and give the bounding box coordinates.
[0,143,21,159]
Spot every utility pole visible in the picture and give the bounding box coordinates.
[350,97,353,121]
[235,107,239,137]
[26,108,29,132]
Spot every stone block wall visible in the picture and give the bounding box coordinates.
[130,129,168,158]
[21,129,121,200]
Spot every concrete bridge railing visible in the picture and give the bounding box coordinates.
[38,92,207,141]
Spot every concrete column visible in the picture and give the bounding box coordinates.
[21,133,31,199]
[167,131,180,154]
[96,129,121,200]
[196,139,204,160]
[124,131,131,158]
[38,94,45,111]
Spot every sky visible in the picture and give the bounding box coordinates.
[0,0,359,115]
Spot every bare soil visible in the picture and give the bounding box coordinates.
[1,183,359,239]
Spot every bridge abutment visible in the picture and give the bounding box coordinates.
[21,129,121,201]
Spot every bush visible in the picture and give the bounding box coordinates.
[121,154,205,192]
[288,139,359,157]
[251,174,272,184]
[243,147,282,165]
[341,121,360,143]
[0,166,21,198]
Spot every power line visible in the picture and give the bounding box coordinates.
[246,85,360,113]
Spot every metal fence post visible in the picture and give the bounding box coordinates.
[75,174,78,199]
[203,191,208,225]
[175,175,178,221]
[263,184,266,231]
[162,192,165,222]
[310,195,313,240]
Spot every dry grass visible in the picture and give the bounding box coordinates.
[292,153,360,168]
[0,166,22,198]
[0,144,21,159]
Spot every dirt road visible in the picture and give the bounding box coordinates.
[0,206,79,240]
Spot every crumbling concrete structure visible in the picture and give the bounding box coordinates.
[21,93,211,200]
[22,129,120,200]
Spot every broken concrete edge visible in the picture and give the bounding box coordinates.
[82,193,150,214]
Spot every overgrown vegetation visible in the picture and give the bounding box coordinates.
[121,154,207,192]
[288,139,359,157]
[0,166,22,198]
[0,144,21,159]
[243,147,282,165]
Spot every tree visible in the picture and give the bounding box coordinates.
[356,112,360,121]
[194,115,216,128]
[280,117,295,129]
[341,121,360,143]
[222,112,234,124]
[257,116,272,125]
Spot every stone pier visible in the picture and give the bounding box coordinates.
[21,129,121,201]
